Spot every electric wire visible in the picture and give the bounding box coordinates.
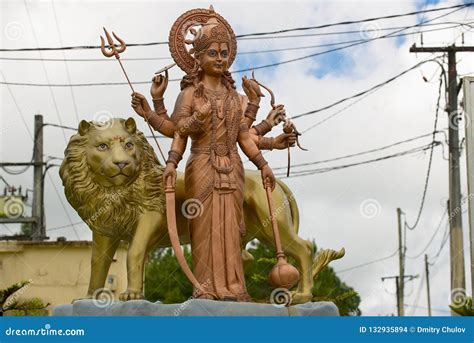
[276,142,440,178]
[237,4,472,38]
[0,22,468,62]
[405,208,448,259]
[336,249,399,274]
[273,131,441,171]
[0,9,467,87]
[292,57,442,120]
[23,0,68,143]
[408,270,426,315]
[50,0,81,123]
[0,4,469,52]
[233,6,468,74]
[405,70,446,230]
[428,221,450,265]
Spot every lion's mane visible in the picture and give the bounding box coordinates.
[59,119,165,240]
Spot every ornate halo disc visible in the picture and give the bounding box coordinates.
[168,7,237,74]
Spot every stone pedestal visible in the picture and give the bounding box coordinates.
[53,299,339,316]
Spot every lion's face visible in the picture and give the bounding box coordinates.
[59,116,165,238]
[81,118,140,187]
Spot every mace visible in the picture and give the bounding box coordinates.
[265,178,300,293]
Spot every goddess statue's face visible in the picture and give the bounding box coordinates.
[198,42,229,76]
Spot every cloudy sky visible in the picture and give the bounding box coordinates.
[1,0,473,316]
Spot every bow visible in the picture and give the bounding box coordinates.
[164,177,216,298]
[250,71,308,177]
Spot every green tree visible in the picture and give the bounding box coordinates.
[0,280,49,316]
[244,240,361,316]
[144,246,193,303]
[144,241,361,316]
[20,223,32,237]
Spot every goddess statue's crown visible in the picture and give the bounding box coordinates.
[187,17,231,55]
[169,5,237,74]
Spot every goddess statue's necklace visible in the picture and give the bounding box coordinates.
[207,87,240,174]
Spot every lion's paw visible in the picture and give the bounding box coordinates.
[290,291,313,304]
[119,290,144,301]
[71,294,93,304]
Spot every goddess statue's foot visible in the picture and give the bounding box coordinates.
[195,292,217,300]
[236,293,252,302]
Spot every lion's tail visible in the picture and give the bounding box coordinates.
[312,248,345,279]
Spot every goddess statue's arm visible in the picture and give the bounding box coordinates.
[150,87,196,137]
[132,85,196,139]
[162,132,188,188]
[166,132,188,168]
[149,97,176,137]
[239,94,260,130]
[251,132,297,151]
[237,123,276,190]
[131,92,176,138]
[239,94,286,137]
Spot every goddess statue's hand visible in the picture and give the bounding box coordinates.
[131,92,153,119]
[163,162,177,189]
[242,76,264,105]
[266,104,286,127]
[151,70,169,99]
[273,132,296,150]
[261,165,276,191]
[195,98,212,120]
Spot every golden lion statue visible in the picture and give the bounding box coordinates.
[59,117,344,303]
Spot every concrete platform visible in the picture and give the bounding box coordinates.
[53,299,339,316]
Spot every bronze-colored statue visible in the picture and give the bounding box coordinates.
[129,5,344,303]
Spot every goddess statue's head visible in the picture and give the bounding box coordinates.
[187,18,231,76]
[169,6,237,90]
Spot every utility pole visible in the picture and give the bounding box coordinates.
[381,274,418,316]
[462,76,474,310]
[382,208,418,317]
[32,114,45,240]
[0,114,45,240]
[425,254,432,316]
[410,44,471,311]
[397,208,405,316]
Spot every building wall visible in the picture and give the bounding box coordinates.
[0,240,127,314]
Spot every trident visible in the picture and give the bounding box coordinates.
[100,27,166,162]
